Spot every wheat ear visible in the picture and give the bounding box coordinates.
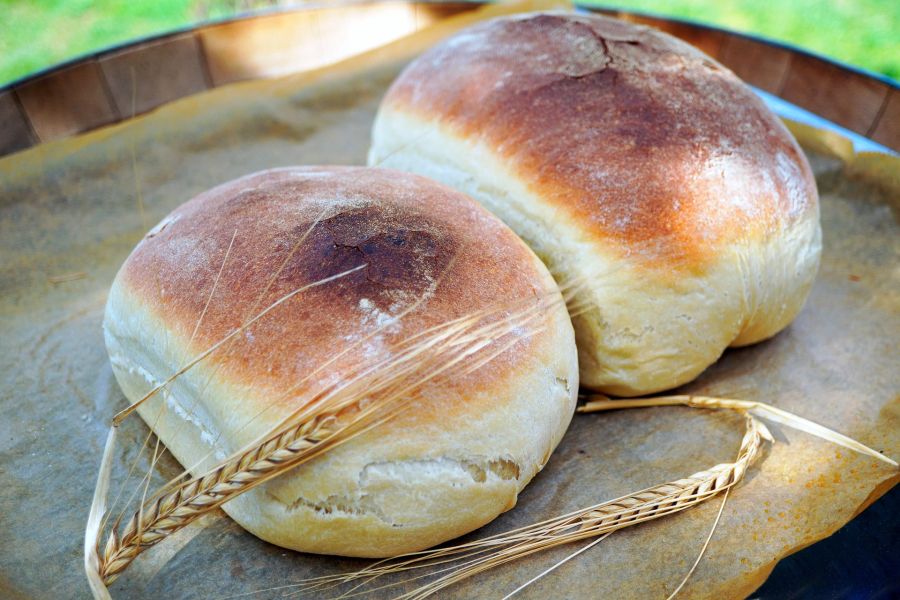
[99,413,339,583]
[94,290,565,587]
[396,415,769,600]
[99,331,453,584]
[264,413,767,600]
[284,393,896,599]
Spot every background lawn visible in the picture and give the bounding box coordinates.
[0,0,898,86]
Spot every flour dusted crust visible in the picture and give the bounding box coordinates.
[104,166,578,557]
[369,12,822,395]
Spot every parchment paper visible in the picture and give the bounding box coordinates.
[0,2,897,598]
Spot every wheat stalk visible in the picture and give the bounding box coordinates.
[260,413,766,600]
[92,287,568,587]
[276,393,896,600]
[110,263,368,426]
[579,395,898,468]
[99,413,337,583]
[393,415,768,600]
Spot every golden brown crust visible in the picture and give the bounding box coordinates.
[119,166,547,407]
[383,12,818,267]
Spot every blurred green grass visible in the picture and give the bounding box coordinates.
[586,0,900,79]
[1,0,898,86]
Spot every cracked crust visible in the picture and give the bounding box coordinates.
[370,12,822,395]
[104,166,579,556]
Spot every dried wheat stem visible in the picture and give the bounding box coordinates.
[85,428,117,600]
[246,391,896,599]
[96,292,562,587]
[575,414,765,533]
[579,394,898,468]
[111,263,367,426]
[99,414,338,583]
[500,533,612,600]
[392,415,769,600]
[99,342,438,586]
[280,413,768,600]
[665,486,731,600]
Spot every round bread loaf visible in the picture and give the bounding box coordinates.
[369,12,822,396]
[103,166,578,557]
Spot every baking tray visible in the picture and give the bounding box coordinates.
[0,1,897,598]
